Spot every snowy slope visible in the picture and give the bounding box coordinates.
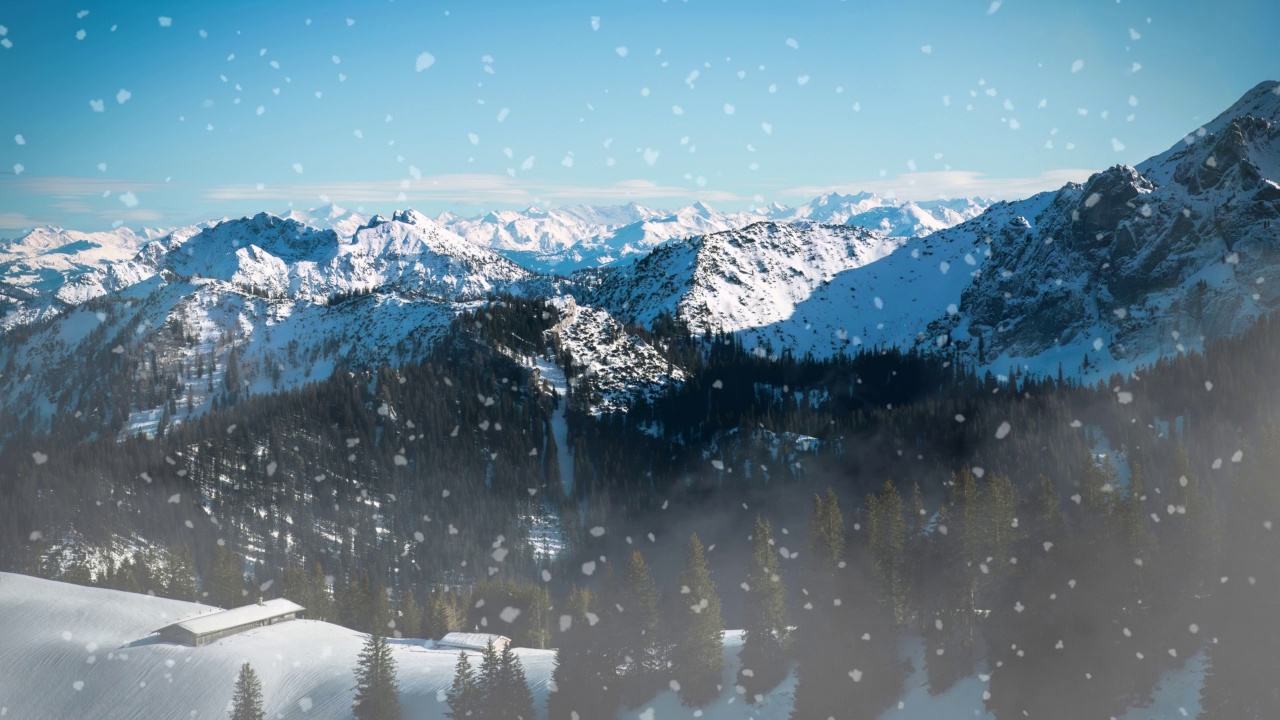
[924,80,1280,380]
[0,227,151,330]
[584,82,1280,377]
[0,574,1205,720]
[736,198,1051,360]
[0,572,556,720]
[583,221,906,349]
[546,296,686,416]
[0,211,530,437]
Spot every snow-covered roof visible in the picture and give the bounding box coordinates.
[164,598,304,636]
[437,632,510,651]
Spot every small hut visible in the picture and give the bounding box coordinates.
[436,631,511,653]
[156,598,304,646]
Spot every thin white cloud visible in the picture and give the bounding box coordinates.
[0,211,57,231]
[205,175,748,205]
[780,168,1096,202]
[1,175,169,198]
[101,208,166,223]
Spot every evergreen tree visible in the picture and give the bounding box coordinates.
[352,631,401,720]
[495,644,537,719]
[670,533,724,707]
[867,479,909,625]
[477,640,503,704]
[371,582,393,636]
[792,486,904,719]
[739,515,789,701]
[616,550,664,704]
[1200,433,1280,718]
[339,571,375,633]
[547,587,619,720]
[444,652,481,720]
[919,502,973,693]
[791,489,849,720]
[904,480,929,615]
[307,563,335,623]
[426,589,461,640]
[229,662,265,720]
[166,543,197,601]
[399,589,422,640]
[211,545,247,608]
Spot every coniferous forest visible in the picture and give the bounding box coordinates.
[2,298,1279,719]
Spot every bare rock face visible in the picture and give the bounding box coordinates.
[926,83,1280,372]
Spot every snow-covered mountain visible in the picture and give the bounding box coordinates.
[0,226,163,330]
[4,81,1280,435]
[587,82,1280,379]
[583,221,905,349]
[0,210,537,438]
[545,296,686,416]
[923,79,1280,378]
[283,202,368,239]
[437,196,987,273]
[763,191,989,238]
[437,201,763,272]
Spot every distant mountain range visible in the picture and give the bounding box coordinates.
[2,80,1278,436]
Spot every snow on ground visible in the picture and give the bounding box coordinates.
[0,574,1208,719]
[879,637,994,720]
[618,630,799,720]
[549,296,685,416]
[532,353,575,497]
[1115,650,1205,720]
[0,572,555,720]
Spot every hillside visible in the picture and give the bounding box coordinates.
[0,572,554,720]
[927,80,1280,378]
[0,569,1213,719]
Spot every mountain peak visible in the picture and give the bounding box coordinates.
[391,209,435,227]
[1142,80,1280,179]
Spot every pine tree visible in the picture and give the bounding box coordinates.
[371,582,393,636]
[867,479,909,625]
[904,480,929,614]
[616,550,664,704]
[1200,432,1280,718]
[211,545,246,608]
[307,562,335,623]
[791,487,902,718]
[739,515,789,701]
[791,489,848,720]
[339,571,374,633]
[495,643,537,719]
[920,502,972,693]
[670,533,724,707]
[352,631,401,720]
[982,473,1018,574]
[426,589,461,640]
[444,652,481,720]
[547,587,619,720]
[166,544,198,600]
[399,589,422,640]
[229,662,265,720]
[477,640,503,707]
[809,488,845,569]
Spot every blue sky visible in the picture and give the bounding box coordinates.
[0,0,1276,232]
